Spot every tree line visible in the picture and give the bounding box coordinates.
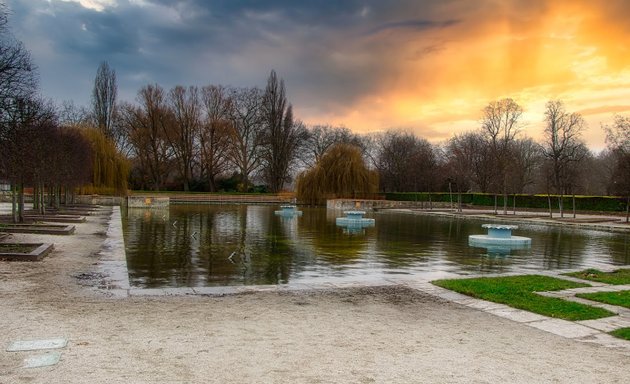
[1,2,629,219]
[0,6,127,222]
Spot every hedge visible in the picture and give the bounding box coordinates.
[384,192,629,212]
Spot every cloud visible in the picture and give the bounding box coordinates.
[368,19,459,35]
[4,0,630,150]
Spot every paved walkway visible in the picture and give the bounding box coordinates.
[97,205,630,352]
[98,270,630,352]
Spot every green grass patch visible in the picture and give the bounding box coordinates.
[564,268,630,285]
[610,327,630,341]
[433,275,615,321]
[576,290,630,309]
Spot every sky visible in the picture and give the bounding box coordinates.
[5,0,630,151]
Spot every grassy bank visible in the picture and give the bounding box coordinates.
[432,275,615,321]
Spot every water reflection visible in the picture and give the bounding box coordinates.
[122,205,630,288]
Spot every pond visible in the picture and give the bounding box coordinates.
[122,205,630,288]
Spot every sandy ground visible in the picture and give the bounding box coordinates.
[1,207,629,383]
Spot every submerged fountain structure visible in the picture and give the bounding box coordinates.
[468,224,531,253]
[335,210,375,233]
[274,205,303,217]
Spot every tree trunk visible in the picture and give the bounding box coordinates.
[40,183,46,215]
[33,184,39,211]
[494,195,498,215]
[547,193,553,218]
[513,195,516,215]
[11,184,18,224]
[572,194,576,219]
[18,183,24,223]
[558,194,564,218]
[54,186,61,209]
[503,190,508,215]
[626,195,629,223]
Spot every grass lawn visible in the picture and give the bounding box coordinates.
[564,268,630,285]
[576,290,630,309]
[432,275,615,321]
[610,327,630,341]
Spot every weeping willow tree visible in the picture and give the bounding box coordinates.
[81,127,129,195]
[296,143,378,205]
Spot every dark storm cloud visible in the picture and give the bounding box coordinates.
[5,0,456,114]
[368,19,460,35]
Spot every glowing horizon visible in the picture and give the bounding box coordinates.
[295,1,630,151]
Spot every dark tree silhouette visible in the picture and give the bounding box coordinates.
[92,61,117,139]
[260,70,307,193]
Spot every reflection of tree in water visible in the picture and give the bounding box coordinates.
[216,205,296,285]
[124,206,630,287]
[299,207,369,265]
[373,212,435,268]
[125,208,175,287]
[540,228,586,269]
[604,233,630,265]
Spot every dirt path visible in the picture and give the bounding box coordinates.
[0,208,629,383]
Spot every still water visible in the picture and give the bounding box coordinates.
[122,205,630,288]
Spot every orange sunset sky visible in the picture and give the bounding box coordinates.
[294,1,630,151]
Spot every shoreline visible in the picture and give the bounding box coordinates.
[1,205,629,383]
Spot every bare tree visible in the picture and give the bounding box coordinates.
[0,5,43,221]
[259,70,307,193]
[542,100,588,217]
[118,84,173,190]
[227,87,264,192]
[444,135,475,212]
[444,131,494,193]
[200,85,233,191]
[508,137,543,194]
[165,85,201,191]
[373,130,436,193]
[58,99,89,126]
[91,61,117,139]
[480,98,523,213]
[303,124,360,167]
[604,114,630,221]
[0,7,37,108]
[0,96,56,222]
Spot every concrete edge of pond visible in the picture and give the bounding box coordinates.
[96,204,630,353]
[383,208,630,234]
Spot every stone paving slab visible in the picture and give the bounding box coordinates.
[527,319,601,339]
[560,296,626,314]
[606,285,630,291]
[7,338,67,352]
[545,275,609,287]
[576,332,630,349]
[23,352,62,368]
[578,316,630,332]
[435,291,473,302]
[456,299,509,311]
[487,307,548,323]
